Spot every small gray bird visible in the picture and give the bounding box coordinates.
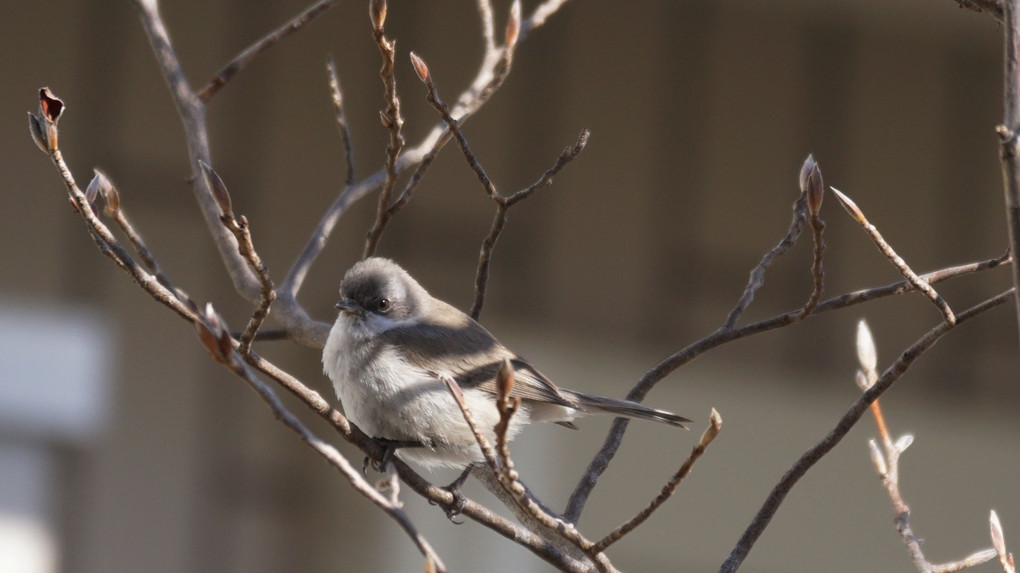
[323,257,690,472]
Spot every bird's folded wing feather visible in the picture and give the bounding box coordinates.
[380,318,574,407]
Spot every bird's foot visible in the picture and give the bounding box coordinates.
[363,438,427,473]
[431,464,476,523]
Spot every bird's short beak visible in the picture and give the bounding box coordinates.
[335,299,362,316]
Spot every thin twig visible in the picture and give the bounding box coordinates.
[723,193,808,330]
[564,250,1010,523]
[198,162,277,354]
[113,211,175,293]
[800,215,826,317]
[327,56,355,186]
[718,289,1014,573]
[832,187,956,325]
[934,550,1002,573]
[384,145,441,216]
[591,409,722,554]
[364,0,407,259]
[412,54,589,319]
[198,0,343,102]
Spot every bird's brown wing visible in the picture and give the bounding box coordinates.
[379,316,575,407]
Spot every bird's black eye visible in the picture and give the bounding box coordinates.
[376,298,390,313]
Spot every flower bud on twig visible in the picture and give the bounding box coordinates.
[699,408,723,448]
[29,88,65,153]
[990,510,1014,572]
[410,52,430,83]
[856,319,877,374]
[370,0,387,31]
[831,187,868,225]
[799,154,824,217]
[199,160,233,217]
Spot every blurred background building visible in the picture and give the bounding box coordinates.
[1,0,1018,571]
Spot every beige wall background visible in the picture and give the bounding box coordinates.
[1,0,1018,571]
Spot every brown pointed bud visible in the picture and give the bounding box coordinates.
[28,112,48,153]
[370,0,387,31]
[103,186,120,217]
[37,88,64,152]
[196,320,224,363]
[379,110,393,129]
[218,329,234,363]
[39,88,64,122]
[830,187,868,225]
[88,169,117,213]
[424,555,437,573]
[799,154,824,217]
[199,160,233,216]
[496,358,515,404]
[699,408,722,447]
[505,0,521,50]
[196,303,227,363]
[409,52,430,83]
[856,319,877,375]
[868,439,887,476]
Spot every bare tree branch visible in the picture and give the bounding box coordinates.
[326,56,355,186]
[563,247,1010,524]
[198,162,277,354]
[998,0,1020,344]
[591,409,721,554]
[198,0,343,102]
[832,187,956,325]
[855,322,997,572]
[718,289,1015,573]
[133,0,263,303]
[723,193,808,330]
[410,52,588,319]
[364,0,407,259]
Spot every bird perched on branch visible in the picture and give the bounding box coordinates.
[323,257,690,472]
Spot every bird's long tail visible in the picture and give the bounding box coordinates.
[566,390,691,428]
